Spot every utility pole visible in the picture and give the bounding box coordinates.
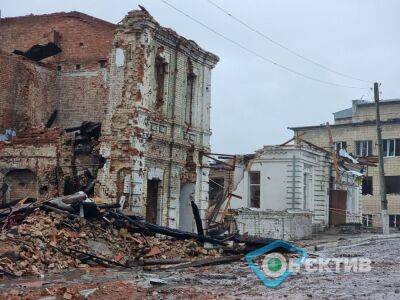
[374,82,389,234]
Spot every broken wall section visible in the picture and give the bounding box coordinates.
[0,12,115,70]
[97,9,219,231]
[56,68,109,128]
[0,128,74,204]
[0,53,57,132]
[232,208,313,240]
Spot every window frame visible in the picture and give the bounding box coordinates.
[249,171,261,208]
[383,138,400,157]
[335,141,347,152]
[385,176,400,194]
[185,72,197,126]
[361,176,373,195]
[355,140,372,157]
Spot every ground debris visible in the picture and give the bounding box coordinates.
[0,209,224,278]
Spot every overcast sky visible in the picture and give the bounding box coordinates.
[2,1,399,154]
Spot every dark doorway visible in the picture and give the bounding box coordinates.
[116,168,130,203]
[146,179,160,224]
[329,190,347,226]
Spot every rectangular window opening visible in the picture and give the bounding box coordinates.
[155,56,167,108]
[383,139,400,157]
[249,171,260,208]
[389,215,400,227]
[335,141,347,152]
[362,214,373,227]
[362,176,373,195]
[185,71,196,126]
[355,140,372,157]
[386,176,400,194]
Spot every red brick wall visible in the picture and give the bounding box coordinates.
[57,70,108,128]
[0,12,116,130]
[0,12,116,70]
[0,53,57,132]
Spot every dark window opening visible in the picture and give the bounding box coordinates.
[185,71,196,126]
[99,60,107,68]
[146,179,160,225]
[57,65,62,71]
[76,64,81,70]
[386,176,400,194]
[249,171,260,208]
[362,176,373,195]
[355,140,373,157]
[155,56,167,108]
[79,42,84,47]
[383,139,400,157]
[362,214,373,227]
[389,215,400,227]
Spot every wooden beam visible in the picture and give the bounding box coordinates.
[326,122,341,182]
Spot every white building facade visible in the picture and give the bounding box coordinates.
[230,145,362,236]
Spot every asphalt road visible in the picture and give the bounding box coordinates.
[2,237,400,299]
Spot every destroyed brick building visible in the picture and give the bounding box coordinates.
[0,8,219,231]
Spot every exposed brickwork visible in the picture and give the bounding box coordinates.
[56,70,108,128]
[97,10,218,230]
[0,128,74,204]
[0,9,218,232]
[0,53,57,132]
[0,11,114,131]
[0,12,115,70]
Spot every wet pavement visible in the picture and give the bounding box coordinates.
[1,237,400,299]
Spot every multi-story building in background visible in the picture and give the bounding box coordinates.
[291,99,400,227]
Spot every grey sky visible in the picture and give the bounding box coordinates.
[2,0,399,154]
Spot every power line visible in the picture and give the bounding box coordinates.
[160,0,369,90]
[206,0,371,84]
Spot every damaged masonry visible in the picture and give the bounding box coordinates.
[1,4,398,299]
[0,9,218,231]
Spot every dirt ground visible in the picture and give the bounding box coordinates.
[1,237,400,299]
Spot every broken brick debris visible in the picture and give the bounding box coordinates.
[0,192,254,278]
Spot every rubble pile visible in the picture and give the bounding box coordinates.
[0,191,277,279]
[0,209,222,277]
